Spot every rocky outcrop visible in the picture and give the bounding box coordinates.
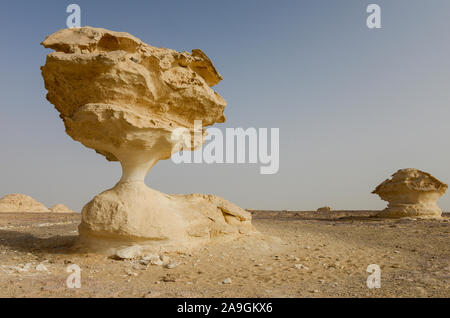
[0,194,49,213]
[317,206,331,213]
[41,27,255,253]
[49,204,74,213]
[372,169,448,219]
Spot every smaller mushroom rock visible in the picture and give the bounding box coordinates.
[372,168,448,219]
[317,206,331,213]
[50,204,74,213]
[0,194,50,213]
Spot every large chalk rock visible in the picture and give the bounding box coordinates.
[0,194,49,213]
[79,182,254,251]
[41,27,255,252]
[372,168,448,219]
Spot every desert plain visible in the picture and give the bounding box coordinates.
[0,210,448,298]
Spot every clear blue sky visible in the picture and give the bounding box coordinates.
[1,0,450,211]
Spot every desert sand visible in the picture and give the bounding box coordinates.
[0,210,448,298]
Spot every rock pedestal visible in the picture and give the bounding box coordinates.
[78,182,254,251]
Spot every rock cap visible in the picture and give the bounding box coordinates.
[373,168,448,197]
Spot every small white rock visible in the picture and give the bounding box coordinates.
[165,263,178,269]
[115,245,142,260]
[152,259,164,266]
[36,263,48,272]
[295,264,309,270]
[141,254,163,266]
[222,278,232,284]
[160,255,170,263]
[126,270,138,277]
[11,264,31,273]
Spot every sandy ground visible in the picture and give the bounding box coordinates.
[0,211,448,298]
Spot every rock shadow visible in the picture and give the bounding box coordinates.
[0,229,78,255]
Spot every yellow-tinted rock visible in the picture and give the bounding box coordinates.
[41,27,225,162]
[49,204,74,213]
[372,168,448,219]
[0,194,49,213]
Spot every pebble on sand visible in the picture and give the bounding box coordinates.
[35,263,48,272]
[295,264,309,270]
[115,245,143,260]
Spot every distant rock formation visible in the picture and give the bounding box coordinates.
[41,27,255,253]
[49,204,74,213]
[0,194,49,213]
[317,206,332,213]
[372,168,448,219]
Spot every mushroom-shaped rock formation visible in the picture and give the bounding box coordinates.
[50,204,74,213]
[41,27,255,252]
[0,194,50,213]
[372,169,448,219]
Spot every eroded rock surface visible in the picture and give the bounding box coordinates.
[41,27,226,165]
[372,168,448,219]
[0,194,49,213]
[78,182,254,251]
[41,27,255,252]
